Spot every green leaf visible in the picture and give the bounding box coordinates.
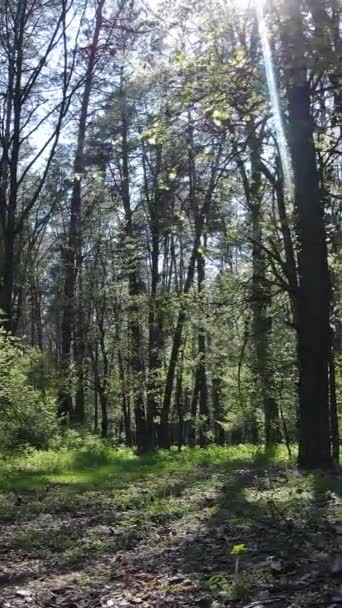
[175,50,186,64]
[231,544,247,555]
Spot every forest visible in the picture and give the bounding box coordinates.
[0,0,341,606]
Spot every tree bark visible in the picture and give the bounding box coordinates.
[281,0,333,467]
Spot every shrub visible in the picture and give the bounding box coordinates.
[0,329,58,451]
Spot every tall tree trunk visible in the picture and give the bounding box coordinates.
[142,144,164,450]
[59,0,105,420]
[120,73,146,452]
[159,239,200,449]
[259,159,299,321]
[99,387,108,438]
[146,230,164,449]
[118,349,133,447]
[251,205,281,446]
[0,0,24,332]
[281,0,333,467]
[189,335,200,446]
[175,341,186,450]
[0,1,70,333]
[94,386,99,433]
[0,235,15,331]
[196,245,209,447]
[73,265,87,422]
[329,337,340,464]
[239,133,282,446]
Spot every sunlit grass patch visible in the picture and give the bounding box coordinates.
[0,444,293,494]
[0,443,296,525]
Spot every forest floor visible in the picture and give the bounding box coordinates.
[0,445,342,608]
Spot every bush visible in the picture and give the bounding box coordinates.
[48,430,119,468]
[48,429,106,451]
[0,329,58,451]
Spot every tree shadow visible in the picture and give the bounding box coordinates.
[146,459,339,606]
[151,460,290,577]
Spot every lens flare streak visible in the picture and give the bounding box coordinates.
[256,0,293,197]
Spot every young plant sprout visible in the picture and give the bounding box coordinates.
[231,544,247,583]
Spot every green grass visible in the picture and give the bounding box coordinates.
[0,444,293,493]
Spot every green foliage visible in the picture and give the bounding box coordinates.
[48,429,109,452]
[0,329,57,451]
[231,543,247,555]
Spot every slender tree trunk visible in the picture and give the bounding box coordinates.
[146,232,163,450]
[212,376,225,445]
[59,0,105,420]
[189,364,200,446]
[73,265,87,422]
[143,144,165,450]
[94,381,99,433]
[99,387,108,438]
[0,234,16,331]
[0,1,24,333]
[159,132,219,448]
[196,246,209,447]
[120,73,146,452]
[118,349,133,447]
[248,137,282,446]
[159,240,200,448]
[122,393,132,447]
[259,159,299,321]
[329,342,340,464]
[175,342,186,451]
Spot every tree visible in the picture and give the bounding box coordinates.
[0,0,78,332]
[280,0,333,467]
